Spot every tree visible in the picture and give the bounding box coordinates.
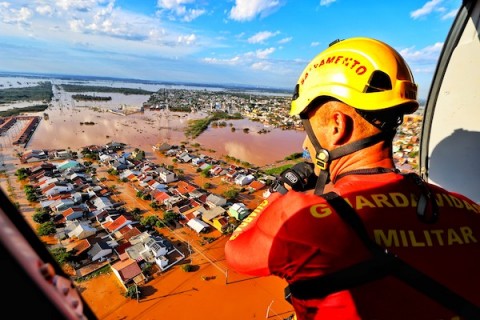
[164,211,179,224]
[200,168,210,178]
[150,201,160,210]
[37,221,56,236]
[141,262,154,275]
[26,192,38,202]
[222,188,240,201]
[131,207,142,216]
[134,149,146,160]
[107,168,118,175]
[49,247,72,266]
[15,167,29,180]
[125,285,140,299]
[130,207,142,220]
[140,215,160,228]
[33,208,51,223]
[24,185,38,202]
[181,264,193,272]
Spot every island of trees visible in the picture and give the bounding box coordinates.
[185,111,243,138]
[0,81,53,104]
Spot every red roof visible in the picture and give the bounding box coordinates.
[69,239,91,256]
[105,215,130,233]
[62,207,83,218]
[112,258,142,282]
[119,226,142,241]
[249,180,266,190]
[115,242,133,255]
[175,180,197,194]
[154,191,170,203]
[42,183,56,194]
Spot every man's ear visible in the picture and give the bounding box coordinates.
[330,111,353,145]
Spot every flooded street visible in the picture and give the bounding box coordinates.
[3,78,306,167]
[27,106,305,166]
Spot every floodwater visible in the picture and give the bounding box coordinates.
[1,76,306,167]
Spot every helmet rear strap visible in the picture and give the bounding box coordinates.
[301,117,391,195]
[355,108,404,131]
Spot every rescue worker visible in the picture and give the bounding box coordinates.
[224,37,480,320]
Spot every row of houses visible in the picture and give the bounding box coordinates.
[104,145,264,234]
[12,116,41,146]
[20,139,275,287]
[156,142,268,187]
[24,158,185,292]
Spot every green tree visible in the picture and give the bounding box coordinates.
[141,262,154,275]
[200,168,210,178]
[107,168,118,175]
[26,192,38,202]
[222,188,240,201]
[134,150,146,160]
[23,184,35,193]
[164,211,179,224]
[15,168,29,180]
[49,247,72,266]
[130,207,142,220]
[140,215,160,228]
[181,264,193,272]
[33,208,51,224]
[37,221,56,236]
[24,185,38,202]
[125,285,141,299]
[131,207,142,216]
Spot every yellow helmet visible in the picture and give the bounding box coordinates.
[290,37,419,116]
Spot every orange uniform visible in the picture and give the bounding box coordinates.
[225,171,480,320]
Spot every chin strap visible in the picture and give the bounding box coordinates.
[301,118,394,195]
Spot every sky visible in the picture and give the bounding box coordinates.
[0,0,461,100]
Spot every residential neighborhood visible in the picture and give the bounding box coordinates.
[0,86,425,319]
[15,140,275,294]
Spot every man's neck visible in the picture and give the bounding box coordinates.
[329,145,395,184]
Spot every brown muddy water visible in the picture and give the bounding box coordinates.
[2,79,306,167]
[27,107,305,166]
